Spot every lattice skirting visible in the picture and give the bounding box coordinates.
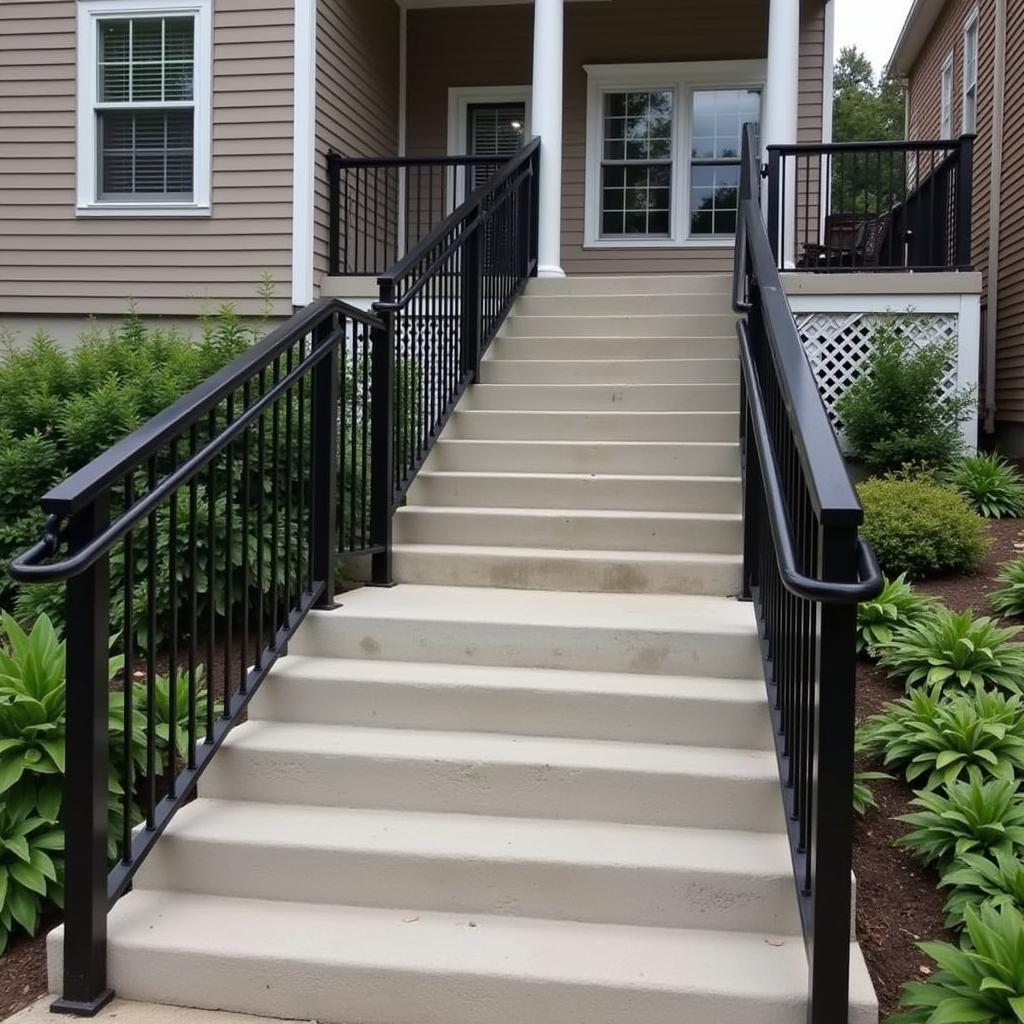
[794,311,961,435]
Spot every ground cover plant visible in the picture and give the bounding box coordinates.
[948,453,1024,520]
[857,573,938,654]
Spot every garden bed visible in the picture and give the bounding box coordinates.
[854,518,1024,1017]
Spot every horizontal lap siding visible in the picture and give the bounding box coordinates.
[314,0,399,289]
[407,0,827,276]
[0,0,295,319]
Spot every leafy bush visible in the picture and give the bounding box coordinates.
[853,770,889,815]
[896,772,1024,866]
[947,453,1024,519]
[993,558,1024,619]
[878,608,1024,696]
[858,475,988,579]
[858,689,1024,791]
[940,849,1024,931]
[856,573,937,654]
[890,902,1024,1023]
[835,317,973,475]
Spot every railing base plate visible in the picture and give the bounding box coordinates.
[51,990,115,1017]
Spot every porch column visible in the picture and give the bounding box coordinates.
[532,0,566,278]
[763,0,800,267]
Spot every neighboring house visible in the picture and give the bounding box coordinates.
[889,0,1024,450]
[0,0,833,342]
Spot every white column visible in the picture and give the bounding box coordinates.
[532,0,566,278]
[763,0,801,267]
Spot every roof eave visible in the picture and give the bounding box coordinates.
[886,0,949,78]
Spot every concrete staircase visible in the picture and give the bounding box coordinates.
[48,275,877,1024]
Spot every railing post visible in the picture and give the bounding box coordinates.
[463,214,484,382]
[766,147,782,267]
[955,134,975,270]
[310,313,340,608]
[370,287,395,586]
[328,152,341,277]
[52,496,114,1017]
[528,146,541,277]
[807,520,858,1024]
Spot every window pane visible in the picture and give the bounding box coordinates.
[99,109,194,197]
[98,15,195,104]
[602,90,673,164]
[691,89,761,161]
[690,164,740,236]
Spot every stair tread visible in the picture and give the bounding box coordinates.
[222,720,778,778]
[396,505,742,522]
[392,543,742,564]
[434,439,740,449]
[99,889,811,997]
[415,470,741,482]
[151,799,793,875]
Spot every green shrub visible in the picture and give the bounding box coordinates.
[878,608,1024,696]
[947,452,1024,519]
[858,689,1024,791]
[889,902,1024,1023]
[856,573,937,654]
[993,558,1024,619]
[940,849,1024,931]
[858,475,988,579]
[835,317,973,475]
[853,770,889,815]
[896,772,1024,866]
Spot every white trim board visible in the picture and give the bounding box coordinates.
[75,0,213,218]
[291,0,317,306]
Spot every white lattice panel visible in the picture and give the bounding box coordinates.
[795,311,960,431]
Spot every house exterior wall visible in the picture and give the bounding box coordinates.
[0,0,296,324]
[313,0,400,293]
[406,0,828,276]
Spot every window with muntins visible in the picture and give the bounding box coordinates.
[963,13,978,134]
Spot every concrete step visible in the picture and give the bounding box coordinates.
[443,409,740,442]
[52,890,858,1024]
[290,586,762,679]
[462,383,740,412]
[479,357,739,385]
[405,471,740,513]
[524,273,733,296]
[392,543,743,595]
[393,506,742,554]
[426,439,740,475]
[250,656,772,748]
[488,335,737,360]
[200,721,783,831]
[515,294,735,316]
[138,801,798,934]
[501,313,738,338]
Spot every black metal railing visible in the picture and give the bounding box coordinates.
[10,140,541,1013]
[766,135,975,272]
[734,123,883,1022]
[328,153,508,277]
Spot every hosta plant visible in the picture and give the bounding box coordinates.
[993,557,1024,619]
[878,608,1024,696]
[853,771,889,815]
[889,902,1024,1023]
[896,771,1024,866]
[948,452,1024,519]
[857,689,1024,791]
[856,573,937,655]
[0,791,63,954]
[941,848,1024,931]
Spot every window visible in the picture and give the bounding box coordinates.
[940,53,955,138]
[963,9,979,134]
[689,89,761,237]
[599,90,674,237]
[583,61,766,248]
[467,102,526,190]
[77,0,212,216]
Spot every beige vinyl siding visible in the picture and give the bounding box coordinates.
[313,0,400,290]
[407,0,828,276]
[0,0,295,319]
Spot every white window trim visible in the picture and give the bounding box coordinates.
[962,6,979,135]
[583,60,766,250]
[446,85,532,210]
[76,0,212,217]
[940,50,955,139]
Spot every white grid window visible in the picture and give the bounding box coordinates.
[963,11,979,134]
[940,54,955,138]
[77,0,212,216]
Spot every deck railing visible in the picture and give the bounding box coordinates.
[10,139,541,1013]
[766,135,975,272]
[327,153,508,277]
[734,123,883,1022]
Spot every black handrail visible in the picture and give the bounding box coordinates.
[734,122,882,1024]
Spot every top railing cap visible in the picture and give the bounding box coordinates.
[767,133,975,156]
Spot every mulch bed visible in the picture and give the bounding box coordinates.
[0,931,48,1020]
[854,517,1024,1017]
